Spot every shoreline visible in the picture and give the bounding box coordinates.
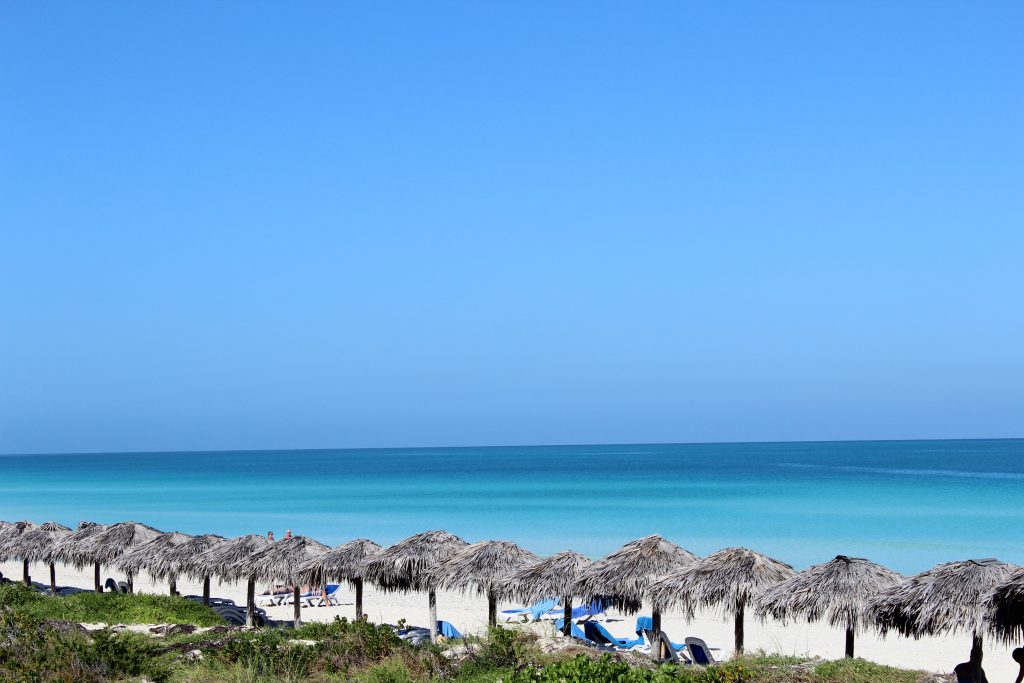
[3,558,1016,680]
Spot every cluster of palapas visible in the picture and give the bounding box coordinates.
[1,523,1023,673]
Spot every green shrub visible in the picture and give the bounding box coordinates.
[511,654,755,683]
[12,589,225,626]
[0,582,46,607]
[355,656,417,683]
[813,657,923,683]
[0,607,172,683]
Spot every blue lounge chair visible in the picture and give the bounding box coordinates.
[583,621,644,649]
[502,598,558,622]
[540,602,602,622]
[684,637,716,665]
[553,618,591,642]
[437,620,462,639]
[635,617,685,651]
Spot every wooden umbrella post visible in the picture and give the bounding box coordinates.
[354,577,364,620]
[428,589,438,644]
[487,588,497,627]
[94,563,101,593]
[734,603,745,656]
[202,576,211,606]
[845,624,855,659]
[245,578,256,627]
[293,585,302,627]
[562,597,572,636]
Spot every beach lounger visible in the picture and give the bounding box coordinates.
[502,598,558,622]
[437,620,462,639]
[539,599,606,622]
[255,592,290,606]
[583,621,644,649]
[306,584,342,607]
[684,637,716,665]
[553,618,591,642]
[635,617,685,650]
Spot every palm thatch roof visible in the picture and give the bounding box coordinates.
[755,555,902,632]
[363,530,469,592]
[0,521,37,561]
[51,521,106,568]
[167,534,226,580]
[240,535,330,585]
[985,568,1024,644]
[648,547,795,615]
[189,534,271,581]
[870,558,1017,638]
[572,535,697,612]
[297,539,383,586]
[58,521,162,567]
[4,522,72,564]
[429,541,541,597]
[500,551,592,603]
[115,531,192,578]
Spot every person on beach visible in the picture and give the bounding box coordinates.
[1012,648,1024,683]
[285,529,292,538]
[267,531,274,541]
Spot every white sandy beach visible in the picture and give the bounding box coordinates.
[4,559,1015,680]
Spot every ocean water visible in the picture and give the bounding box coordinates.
[1,439,1022,574]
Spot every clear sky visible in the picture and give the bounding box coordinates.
[1,2,1021,455]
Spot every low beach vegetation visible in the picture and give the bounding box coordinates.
[0,582,224,626]
[0,587,935,683]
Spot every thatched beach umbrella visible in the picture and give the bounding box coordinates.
[296,539,382,620]
[501,550,591,636]
[430,540,540,627]
[72,521,162,593]
[0,521,37,586]
[649,547,795,656]
[191,533,270,626]
[363,530,469,643]
[756,555,902,658]
[115,531,192,596]
[241,535,329,627]
[985,568,1024,645]
[573,535,697,637]
[870,558,1016,683]
[4,522,72,591]
[169,534,225,606]
[52,521,106,592]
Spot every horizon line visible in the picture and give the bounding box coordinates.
[2,434,1022,458]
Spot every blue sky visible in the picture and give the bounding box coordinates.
[1,2,1021,454]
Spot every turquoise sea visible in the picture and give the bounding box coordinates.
[1,439,1021,574]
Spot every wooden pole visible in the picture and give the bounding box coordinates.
[126,572,134,593]
[293,585,302,627]
[488,589,497,627]
[169,575,177,596]
[94,563,101,592]
[22,559,30,587]
[202,576,211,606]
[562,597,572,636]
[970,632,984,683]
[652,610,665,661]
[355,578,364,620]
[845,624,855,658]
[428,589,438,644]
[245,578,256,627]
[49,563,57,592]
[734,603,745,656]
